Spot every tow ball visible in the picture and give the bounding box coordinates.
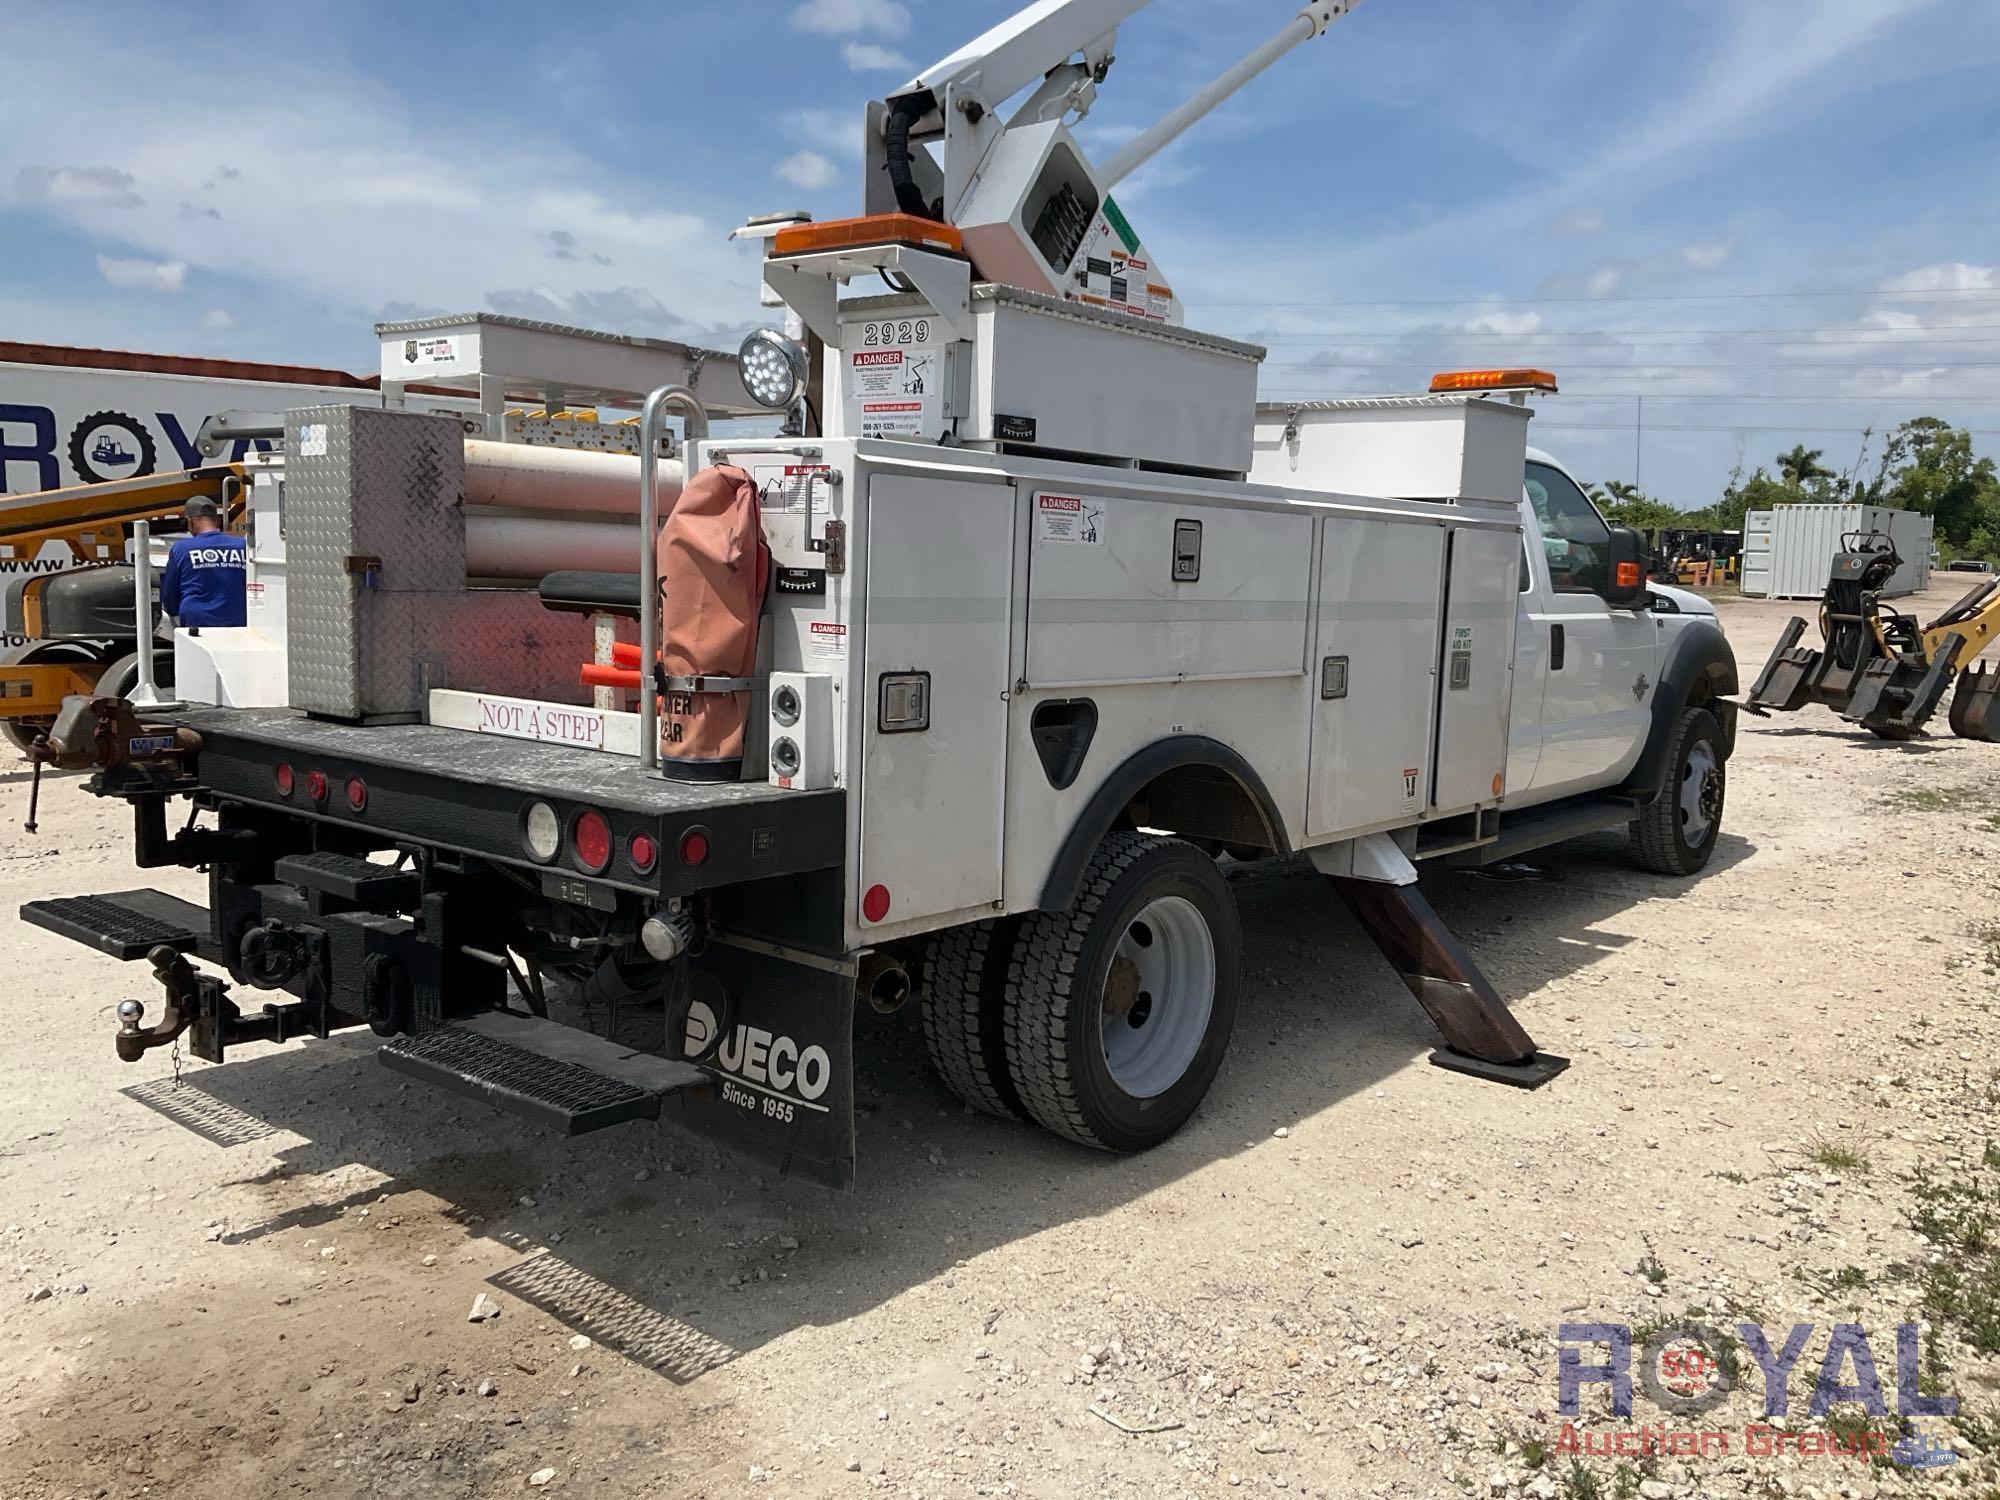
[114,946,204,1062]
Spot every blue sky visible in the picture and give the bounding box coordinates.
[3,0,1998,507]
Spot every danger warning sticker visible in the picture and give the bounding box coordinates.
[1036,492,1105,546]
[807,620,847,662]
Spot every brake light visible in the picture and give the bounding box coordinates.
[345,776,368,812]
[275,762,294,797]
[629,831,659,874]
[304,769,329,805]
[572,810,612,874]
[1429,368,1559,394]
[678,828,710,869]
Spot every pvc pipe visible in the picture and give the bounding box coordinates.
[463,515,643,579]
[462,439,685,516]
[1100,2,1357,188]
[637,386,707,774]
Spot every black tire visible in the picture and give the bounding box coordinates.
[1002,831,1241,1152]
[89,648,172,702]
[1631,706,1725,876]
[919,920,1027,1121]
[0,639,101,755]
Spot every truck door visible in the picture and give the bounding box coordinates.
[1519,460,1659,797]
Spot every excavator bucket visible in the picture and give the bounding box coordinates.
[1949,659,2000,742]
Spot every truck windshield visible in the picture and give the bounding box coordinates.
[1524,461,1610,595]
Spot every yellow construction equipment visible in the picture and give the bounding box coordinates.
[2,464,244,754]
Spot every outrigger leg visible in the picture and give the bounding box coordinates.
[1317,838,1569,1088]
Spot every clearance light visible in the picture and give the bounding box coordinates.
[345,776,369,812]
[678,828,710,869]
[1615,560,1644,590]
[275,762,295,798]
[304,769,329,805]
[1429,368,1559,395]
[572,810,613,875]
[629,831,660,875]
[770,213,965,258]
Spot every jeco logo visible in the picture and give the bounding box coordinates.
[682,999,831,1104]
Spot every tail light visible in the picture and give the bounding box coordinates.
[304,769,329,805]
[628,831,659,875]
[345,776,368,811]
[678,828,710,868]
[274,762,294,797]
[523,801,561,863]
[572,809,612,874]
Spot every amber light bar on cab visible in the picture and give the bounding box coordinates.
[1429,368,1560,395]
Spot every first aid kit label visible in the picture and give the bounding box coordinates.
[1035,492,1105,546]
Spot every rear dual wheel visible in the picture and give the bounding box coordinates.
[921,832,1241,1152]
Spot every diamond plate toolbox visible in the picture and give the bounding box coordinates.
[285,405,468,720]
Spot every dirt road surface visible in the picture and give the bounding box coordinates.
[2,586,1997,1500]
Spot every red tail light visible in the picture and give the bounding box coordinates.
[678,828,710,868]
[572,809,612,873]
[628,831,659,874]
[274,762,295,797]
[304,769,329,805]
[345,776,368,811]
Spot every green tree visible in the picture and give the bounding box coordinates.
[1602,496,1683,533]
[1875,417,2000,551]
[1777,444,1835,490]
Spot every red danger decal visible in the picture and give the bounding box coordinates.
[852,351,903,367]
[1039,494,1083,512]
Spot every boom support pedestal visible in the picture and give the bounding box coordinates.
[1328,876,1570,1089]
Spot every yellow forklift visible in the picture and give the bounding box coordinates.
[1,464,244,754]
[1745,530,2000,740]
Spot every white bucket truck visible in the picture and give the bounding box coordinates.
[22,0,1736,1187]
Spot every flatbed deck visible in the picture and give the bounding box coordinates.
[174,708,843,896]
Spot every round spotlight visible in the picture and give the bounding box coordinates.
[738,328,808,411]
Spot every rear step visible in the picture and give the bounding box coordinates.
[379,1010,709,1136]
[274,851,421,910]
[21,889,209,960]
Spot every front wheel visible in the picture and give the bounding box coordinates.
[1630,705,1725,875]
[1002,832,1241,1152]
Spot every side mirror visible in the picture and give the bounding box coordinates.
[1603,527,1650,610]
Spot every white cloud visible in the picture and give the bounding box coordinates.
[790,0,908,39]
[1553,207,1604,235]
[785,108,863,159]
[1463,310,1543,337]
[1680,241,1731,272]
[16,164,142,208]
[200,308,235,329]
[1881,261,1998,292]
[1584,266,1621,298]
[776,150,839,191]
[96,254,186,291]
[841,41,910,72]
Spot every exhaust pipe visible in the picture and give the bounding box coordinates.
[857,952,912,1016]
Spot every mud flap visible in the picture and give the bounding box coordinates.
[666,940,857,1189]
[1950,660,2000,742]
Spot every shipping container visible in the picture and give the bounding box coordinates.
[1737,504,1932,599]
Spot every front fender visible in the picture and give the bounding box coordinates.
[1622,618,1738,800]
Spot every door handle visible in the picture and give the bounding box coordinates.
[1550,623,1565,670]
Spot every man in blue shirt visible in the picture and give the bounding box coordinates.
[158,498,247,628]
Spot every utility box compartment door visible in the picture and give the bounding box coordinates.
[1306,517,1446,836]
[1025,492,1311,688]
[1431,525,1520,814]
[858,473,1014,927]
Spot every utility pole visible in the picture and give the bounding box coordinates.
[1634,395,1644,493]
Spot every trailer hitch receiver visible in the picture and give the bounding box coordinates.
[114,945,203,1062]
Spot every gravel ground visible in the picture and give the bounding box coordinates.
[1,585,1996,1500]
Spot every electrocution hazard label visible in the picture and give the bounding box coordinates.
[1035,492,1104,546]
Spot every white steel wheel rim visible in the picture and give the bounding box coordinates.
[1099,895,1215,1099]
[1680,739,1721,847]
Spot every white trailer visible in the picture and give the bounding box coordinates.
[21,0,1740,1187]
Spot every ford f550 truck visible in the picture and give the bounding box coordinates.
[17,0,1736,1187]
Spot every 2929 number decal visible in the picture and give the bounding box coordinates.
[860,319,931,348]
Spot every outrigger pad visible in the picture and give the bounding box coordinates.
[1429,1047,1571,1090]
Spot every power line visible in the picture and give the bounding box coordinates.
[1533,420,2000,437]
[1190,287,2000,309]
[1246,329,2000,347]
[1260,359,2000,372]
